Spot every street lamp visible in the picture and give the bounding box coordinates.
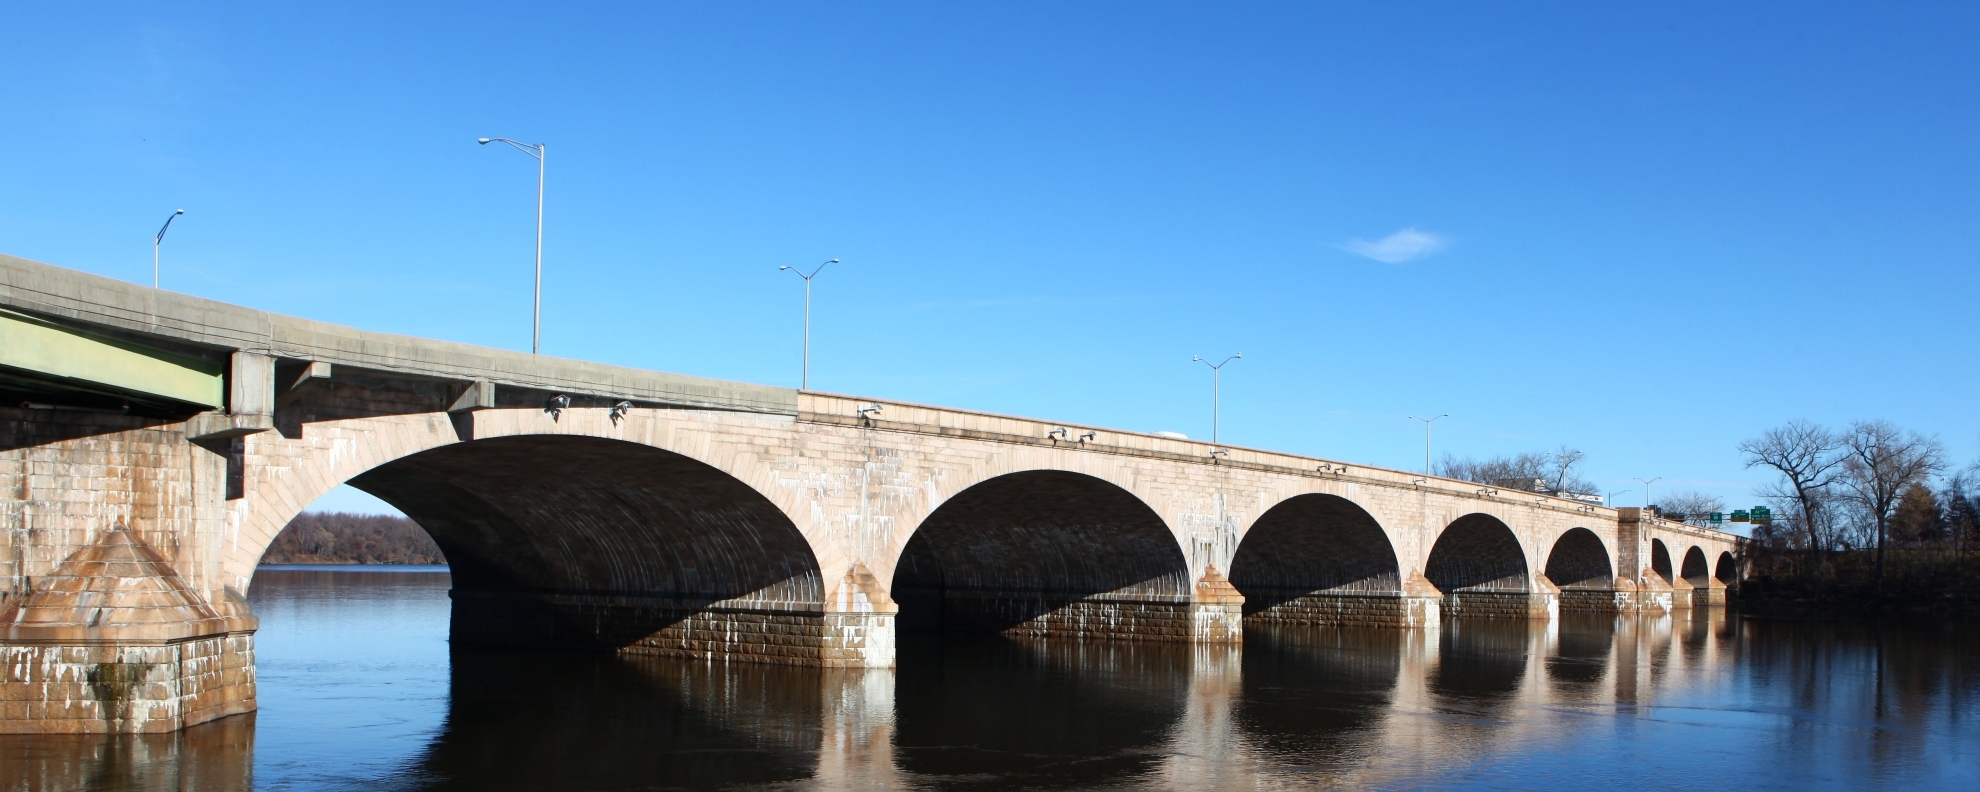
[1191,353,1241,444]
[153,209,184,289]
[478,137,546,354]
[1633,477,1662,509]
[779,259,839,390]
[1607,489,1632,508]
[1407,414,1448,475]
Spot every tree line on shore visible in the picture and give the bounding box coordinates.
[1737,419,1976,604]
[1432,447,1728,524]
[1436,421,1978,606]
[262,511,447,565]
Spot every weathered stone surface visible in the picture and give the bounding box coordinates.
[0,529,255,733]
[0,254,1742,732]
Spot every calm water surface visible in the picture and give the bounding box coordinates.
[5,566,1976,790]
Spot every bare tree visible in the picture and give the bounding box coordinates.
[1438,448,1596,497]
[1549,446,1590,495]
[1656,490,1725,527]
[1838,420,1944,592]
[1739,420,1845,551]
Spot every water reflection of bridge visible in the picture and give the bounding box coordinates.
[33,609,1922,790]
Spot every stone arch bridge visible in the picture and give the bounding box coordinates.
[0,254,1739,733]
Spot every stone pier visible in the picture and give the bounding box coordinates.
[0,251,1742,732]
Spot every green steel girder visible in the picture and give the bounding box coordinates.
[0,309,223,409]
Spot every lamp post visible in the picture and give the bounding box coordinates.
[478,137,546,354]
[1634,477,1662,509]
[779,259,839,390]
[1408,414,1448,475]
[1191,353,1241,444]
[1607,489,1632,508]
[153,209,183,289]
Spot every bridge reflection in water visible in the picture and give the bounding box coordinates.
[5,570,1977,790]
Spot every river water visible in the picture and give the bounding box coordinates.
[5,566,1977,790]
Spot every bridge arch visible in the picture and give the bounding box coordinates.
[1227,493,1402,623]
[228,407,848,663]
[1681,546,1711,587]
[227,408,821,591]
[889,469,1193,638]
[1426,513,1540,618]
[1543,527,1615,612]
[352,434,820,633]
[1714,551,1737,585]
[1649,539,1674,584]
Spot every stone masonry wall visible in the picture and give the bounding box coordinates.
[1557,589,1624,613]
[934,594,1203,641]
[1,633,254,734]
[1244,592,1416,627]
[1441,591,1556,619]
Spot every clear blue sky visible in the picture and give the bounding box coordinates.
[5,3,1976,525]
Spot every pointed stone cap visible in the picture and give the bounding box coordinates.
[828,563,899,615]
[0,528,252,645]
[1402,570,1443,597]
[1531,573,1561,595]
[1193,565,1245,605]
[1612,576,1639,592]
[1638,569,1673,591]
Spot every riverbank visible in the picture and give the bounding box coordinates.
[263,512,447,565]
[1733,548,1980,615]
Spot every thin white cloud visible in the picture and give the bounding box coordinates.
[1340,227,1449,264]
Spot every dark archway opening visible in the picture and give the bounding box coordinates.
[1228,494,1402,625]
[1425,514,1532,618]
[1681,547,1710,587]
[1715,552,1738,586]
[891,470,1190,638]
[1650,539,1674,584]
[1544,528,1617,613]
[330,435,822,657]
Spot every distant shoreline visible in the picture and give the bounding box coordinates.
[263,511,446,565]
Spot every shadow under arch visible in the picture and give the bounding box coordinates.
[1228,493,1405,625]
[334,434,824,655]
[1649,538,1674,584]
[890,469,1192,638]
[1681,546,1711,587]
[1544,527,1617,612]
[1715,551,1738,585]
[1425,514,1535,618]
